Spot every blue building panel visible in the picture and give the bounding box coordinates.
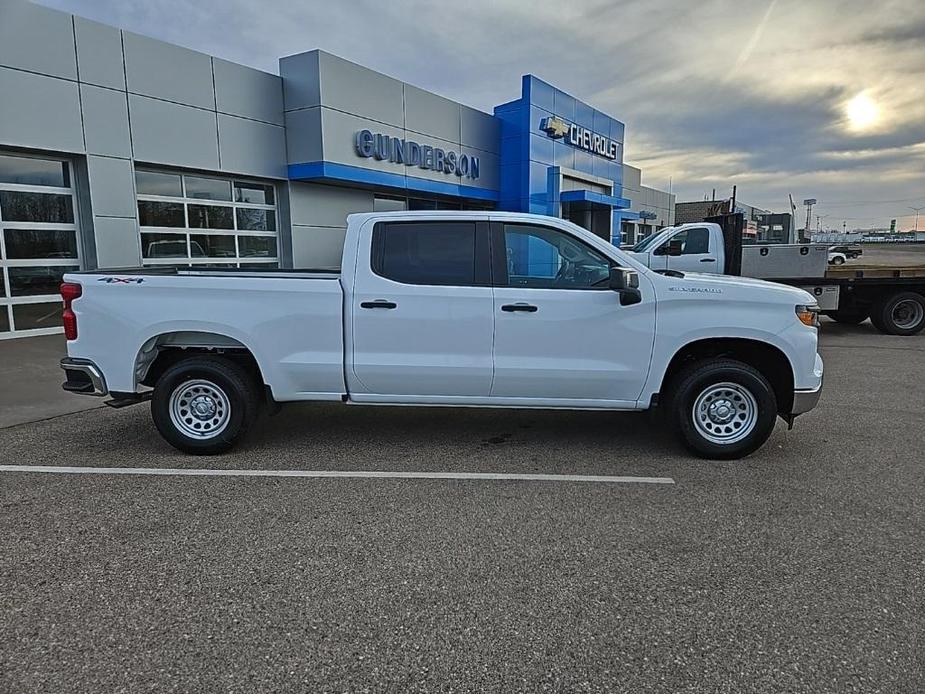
[524,75,555,113]
[528,132,554,164]
[553,90,577,124]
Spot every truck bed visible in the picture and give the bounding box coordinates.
[63,267,347,400]
[824,265,925,279]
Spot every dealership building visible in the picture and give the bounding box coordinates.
[0,0,673,338]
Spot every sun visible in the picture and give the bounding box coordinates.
[845,92,880,131]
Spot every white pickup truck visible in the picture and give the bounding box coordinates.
[60,211,823,459]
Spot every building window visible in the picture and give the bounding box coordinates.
[136,169,278,267]
[0,152,80,337]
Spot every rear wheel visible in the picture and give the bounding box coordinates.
[151,356,260,455]
[668,359,778,459]
[870,292,925,336]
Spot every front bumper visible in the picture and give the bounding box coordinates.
[790,351,823,415]
[791,382,822,415]
[60,357,108,397]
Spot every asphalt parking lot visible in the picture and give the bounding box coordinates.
[1,322,923,693]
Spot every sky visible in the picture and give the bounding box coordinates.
[42,0,925,231]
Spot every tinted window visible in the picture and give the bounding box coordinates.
[8,265,79,296]
[234,182,274,205]
[12,302,63,330]
[374,222,477,286]
[0,191,73,223]
[502,224,611,289]
[138,200,185,227]
[187,204,234,230]
[239,236,277,258]
[135,170,182,197]
[0,155,69,187]
[4,229,78,259]
[185,176,232,201]
[189,234,235,258]
[142,233,188,258]
[236,208,276,231]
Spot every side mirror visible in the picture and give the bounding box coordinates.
[608,267,642,306]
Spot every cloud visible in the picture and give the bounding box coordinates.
[37,0,925,230]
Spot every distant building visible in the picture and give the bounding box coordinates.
[619,164,675,246]
[674,199,773,242]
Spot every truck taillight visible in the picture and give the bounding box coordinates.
[60,282,82,340]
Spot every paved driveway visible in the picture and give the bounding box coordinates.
[0,323,922,692]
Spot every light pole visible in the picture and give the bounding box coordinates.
[909,206,925,232]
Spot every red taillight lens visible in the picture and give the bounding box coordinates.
[60,282,82,340]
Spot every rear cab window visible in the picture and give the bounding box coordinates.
[371,221,489,286]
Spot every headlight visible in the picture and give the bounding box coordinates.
[796,304,820,328]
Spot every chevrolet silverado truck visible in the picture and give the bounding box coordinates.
[625,218,925,335]
[60,211,823,459]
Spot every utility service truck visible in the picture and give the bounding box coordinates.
[625,216,925,336]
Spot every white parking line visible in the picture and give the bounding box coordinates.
[0,465,675,485]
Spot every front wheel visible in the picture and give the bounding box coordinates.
[668,359,778,459]
[151,356,260,455]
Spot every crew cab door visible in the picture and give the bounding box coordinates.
[348,219,494,399]
[489,221,656,406]
[655,226,719,273]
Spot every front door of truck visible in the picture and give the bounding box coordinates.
[349,219,494,398]
[661,226,718,273]
[490,221,656,406]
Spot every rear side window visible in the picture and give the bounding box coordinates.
[372,222,479,286]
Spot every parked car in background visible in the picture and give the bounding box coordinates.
[831,244,863,259]
[827,250,847,265]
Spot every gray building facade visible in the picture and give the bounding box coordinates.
[0,0,661,338]
[618,164,675,246]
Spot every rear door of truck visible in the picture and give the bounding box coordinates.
[347,218,495,399]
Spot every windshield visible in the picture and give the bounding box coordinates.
[631,227,673,253]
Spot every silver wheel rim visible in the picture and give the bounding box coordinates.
[692,382,758,445]
[891,299,924,330]
[168,379,231,440]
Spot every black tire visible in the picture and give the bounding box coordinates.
[830,256,845,265]
[870,292,925,336]
[829,309,869,325]
[667,359,778,460]
[151,356,260,455]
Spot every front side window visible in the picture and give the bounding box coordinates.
[373,222,477,286]
[664,227,710,255]
[502,224,611,289]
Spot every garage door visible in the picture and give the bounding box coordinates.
[0,152,80,338]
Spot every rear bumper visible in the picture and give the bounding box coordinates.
[60,357,108,397]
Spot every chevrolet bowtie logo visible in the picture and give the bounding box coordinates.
[540,116,569,139]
